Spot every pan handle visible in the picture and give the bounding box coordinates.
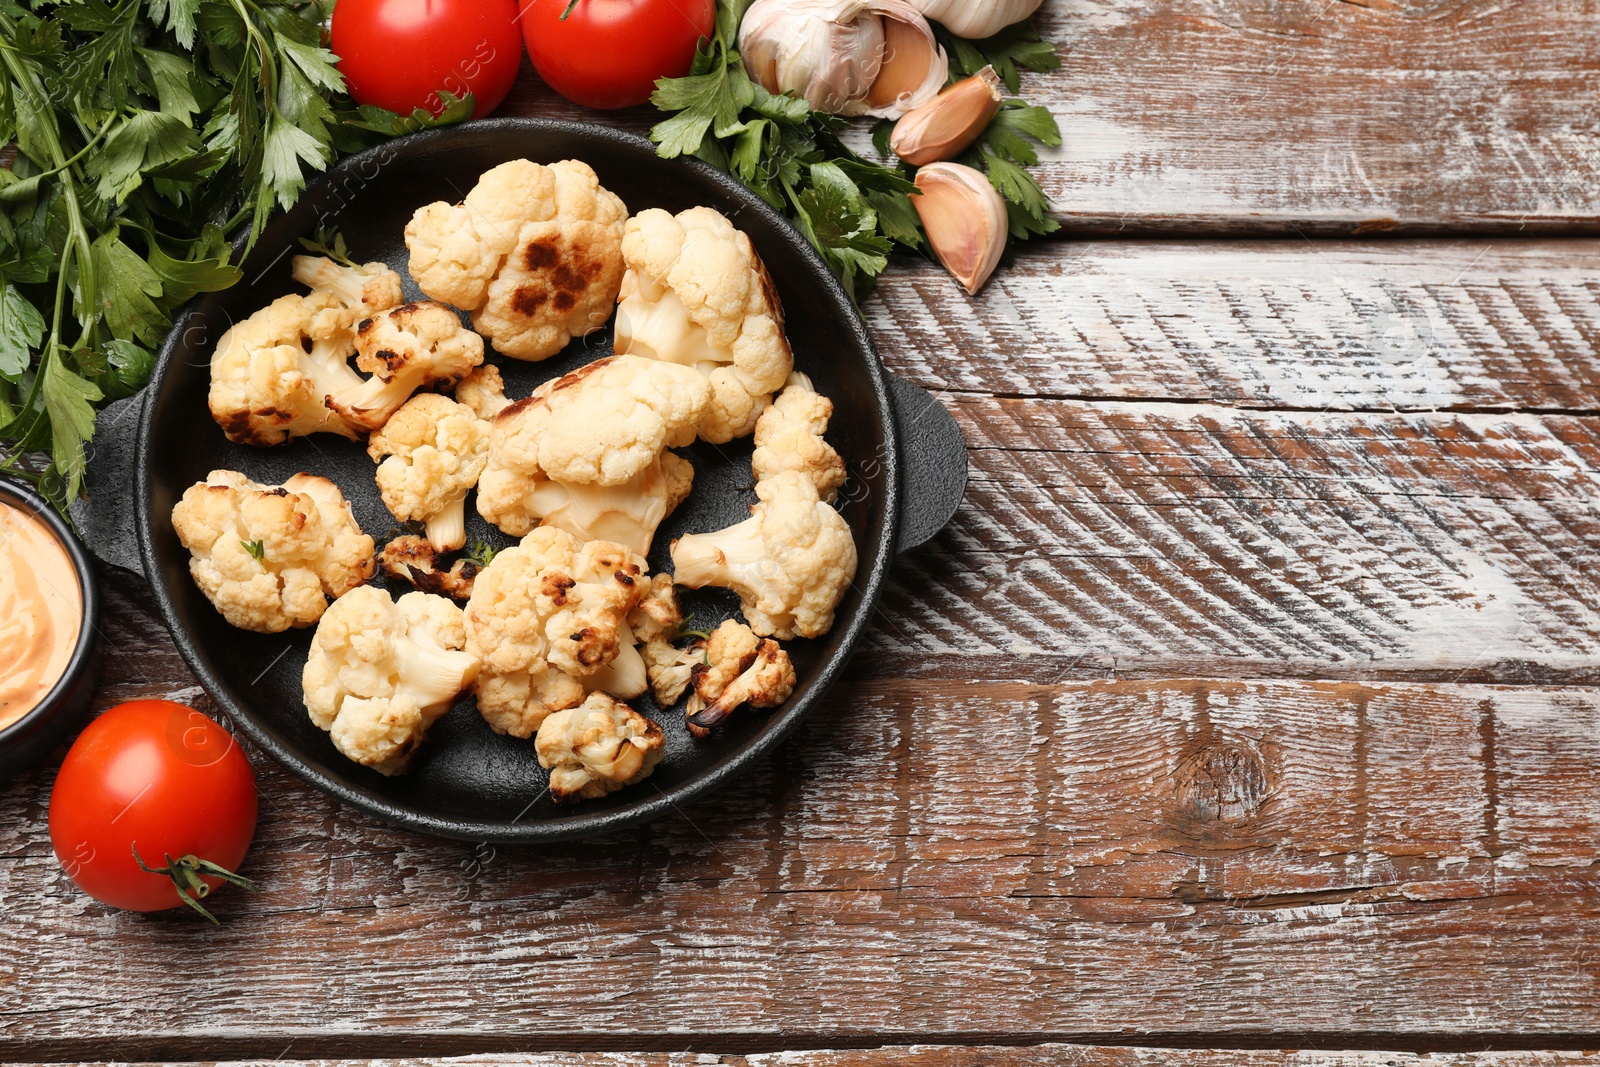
[72,392,147,577]
[888,375,968,554]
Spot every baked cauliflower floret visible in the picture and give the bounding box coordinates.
[379,535,484,601]
[615,206,794,443]
[170,470,376,633]
[291,255,405,331]
[404,158,627,361]
[476,355,709,554]
[644,641,702,706]
[534,692,665,803]
[327,301,485,432]
[671,470,857,640]
[207,292,367,445]
[367,393,491,551]
[463,527,649,738]
[302,586,479,775]
[682,619,796,735]
[455,364,513,420]
[752,373,846,502]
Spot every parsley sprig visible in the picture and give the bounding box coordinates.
[0,0,468,511]
[650,0,1062,299]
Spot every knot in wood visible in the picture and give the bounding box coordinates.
[1175,740,1272,825]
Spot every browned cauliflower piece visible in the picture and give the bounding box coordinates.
[681,619,796,736]
[463,527,650,738]
[207,292,367,446]
[302,586,478,775]
[378,535,484,601]
[170,470,375,632]
[328,301,485,433]
[454,364,513,420]
[751,372,846,502]
[475,355,709,554]
[671,470,857,640]
[367,393,491,551]
[292,255,406,330]
[534,692,665,803]
[404,159,627,361]
[614,206,794,443]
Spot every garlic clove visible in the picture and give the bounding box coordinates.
[890,64,1003,166]
[912,162,1007,296]
[908,0,1045,40]
[850,0,948,118]
[867,18,934,109]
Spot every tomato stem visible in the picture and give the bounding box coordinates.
[132,846,259,925]
[559,0,581,19]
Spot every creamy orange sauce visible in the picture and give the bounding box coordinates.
[0,500,81,730]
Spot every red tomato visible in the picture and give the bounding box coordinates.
[332,0,524,120]
[518,0,716,110]
[49,701,258,914]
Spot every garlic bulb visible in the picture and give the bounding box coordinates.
[891,64,1003,165]
[908,0,1044,39]
[912,162,1007,295]
[739,0,949,118]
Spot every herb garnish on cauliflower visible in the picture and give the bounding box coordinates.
[463,527,650,738]
[614,206,794,443]
[534,692,665,803]
[405,158,627,361]
[170,470,375,632]
[671,470,857,640]
[302,586,479,775]
[368,393,491,551]
[476,355,709,554]
[329,300,485,433]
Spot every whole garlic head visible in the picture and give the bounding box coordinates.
[908,0,1044,39]
[739,0,949,118]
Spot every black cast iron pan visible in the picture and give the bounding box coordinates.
[103,119,965,843]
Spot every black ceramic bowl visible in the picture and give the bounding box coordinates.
[0,476,101,781]
[136,119,964,842]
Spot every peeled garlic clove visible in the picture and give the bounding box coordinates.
[740,0,885,114]
[912,162,1007,296]
[890,64,1003,166]
[909,0,1044,40]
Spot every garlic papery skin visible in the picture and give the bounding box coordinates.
[909,0,1043,39]
[740,0,886,115]
[739,0,947,119]
[912,162,1007,295]
[890,64,1003,166]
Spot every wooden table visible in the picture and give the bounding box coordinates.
[5,1,1599,1062]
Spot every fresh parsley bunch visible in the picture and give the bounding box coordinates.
[649,0,1061,300]
[0,0,467,510]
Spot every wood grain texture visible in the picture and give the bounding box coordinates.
[3,677,1599,1056]
[869,241,1600,412]
[18,1051,1600,1067]
[871,397,1600,682]
[496,0,1600,232]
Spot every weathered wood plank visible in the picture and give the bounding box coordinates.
[3,678,1598,1054]
[869,241,1600,412]
[870,398,1600,681]
[14,1050,1596,1066]
[497,1,1600,231]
